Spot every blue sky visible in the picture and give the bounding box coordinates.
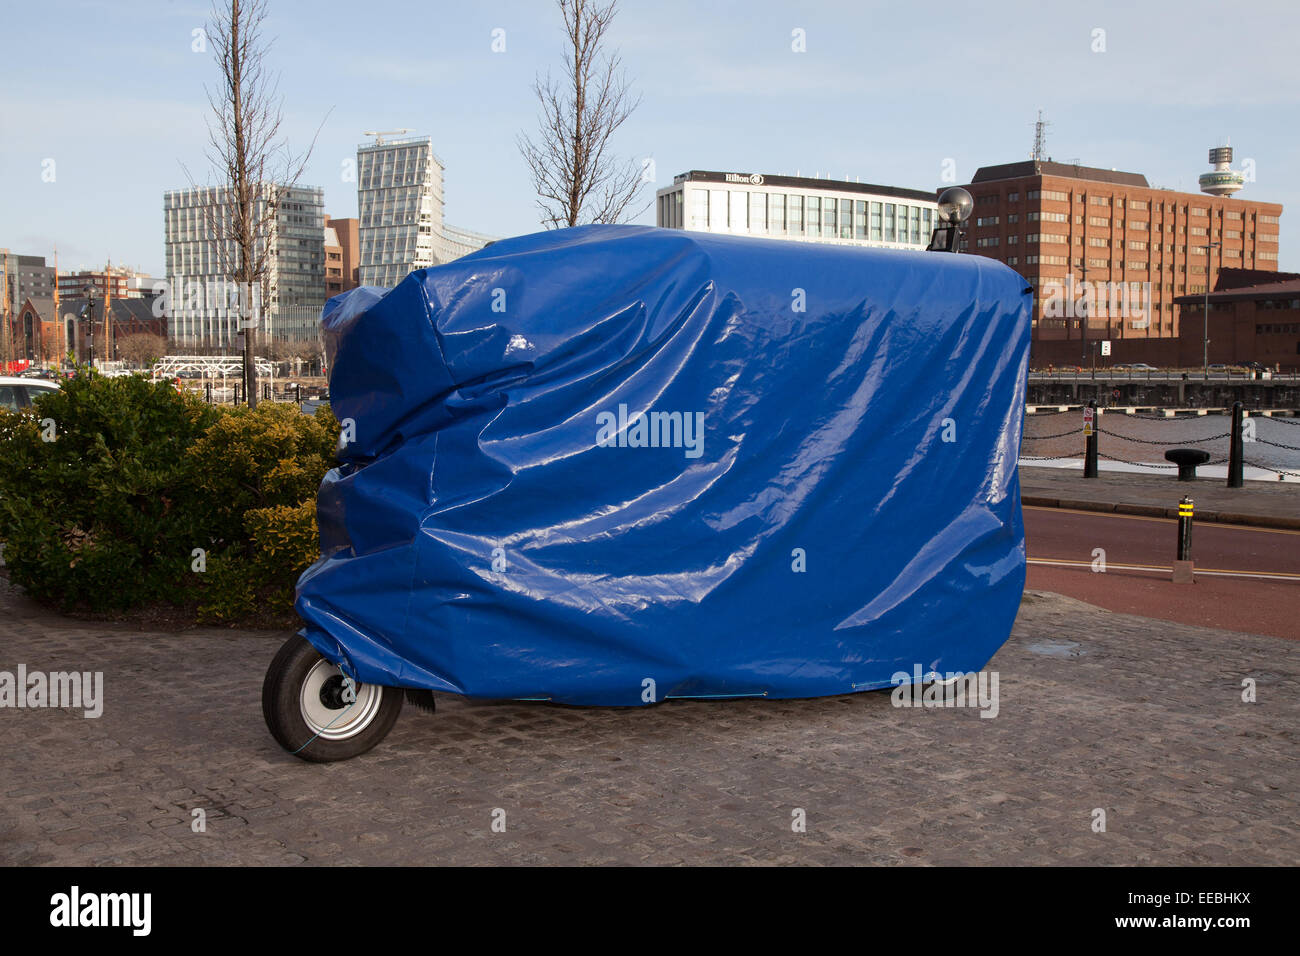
[3,0,1298,276]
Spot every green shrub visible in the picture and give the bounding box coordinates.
[0,372,339,624]
[0,373,219,610]
[197,500,320,624]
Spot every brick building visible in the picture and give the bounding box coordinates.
[324,217,359,298]
[958,160,1282,366]
[1173,270,1300,371]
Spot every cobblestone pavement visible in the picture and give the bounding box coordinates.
[1,580,1296,866]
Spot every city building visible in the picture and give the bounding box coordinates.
[1,249,56,322]
[18,295,168,366]
[655,171,939,250]
[958,149,1282,366]
[1,251,56,369]
[163,183,326,347]
[57,265,161,302]
[1173,269,1300,371]
[324,216,359,298]
[356,134,493,287]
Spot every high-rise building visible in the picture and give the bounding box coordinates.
[958,157,1282,356]
[356,135,493,287]
[655,171,939,251]
[163,183,326,347]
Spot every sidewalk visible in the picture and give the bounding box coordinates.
[2,574,1297,865]
[1020,466,1300,530]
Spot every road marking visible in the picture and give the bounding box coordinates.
[1024,505,1300,536]
[1027,557,1300,582]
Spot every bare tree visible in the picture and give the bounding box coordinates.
[519,0,648,228]
[117,333,168,369]
[191,0,321,407]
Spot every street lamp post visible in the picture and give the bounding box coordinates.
[83,285,96,370]
[1203,241,1221,376]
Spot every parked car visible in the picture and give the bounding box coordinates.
[0,375,59,412]
[1128,363,1157,371]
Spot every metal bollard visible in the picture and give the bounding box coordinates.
[1172,496,1194,583]
[1083,400,1099,478]
[1227,401,1244,489]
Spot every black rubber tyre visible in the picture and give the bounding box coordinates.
[262,634,403,762]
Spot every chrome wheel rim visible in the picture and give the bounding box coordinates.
[298,659,383,740]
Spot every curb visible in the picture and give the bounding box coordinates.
[1021,495,1300,531]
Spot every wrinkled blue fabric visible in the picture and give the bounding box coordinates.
[296,224,1032,705]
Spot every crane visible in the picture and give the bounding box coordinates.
[362,129,412,145]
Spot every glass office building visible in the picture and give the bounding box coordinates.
[656,171,937,251]
[357,135,493,288]
[163,183,326,346]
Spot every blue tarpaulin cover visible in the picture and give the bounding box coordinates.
[296,224,1032,705]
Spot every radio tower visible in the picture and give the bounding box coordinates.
[1031,110,1051,163]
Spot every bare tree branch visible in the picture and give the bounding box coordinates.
[182,0,322,406]
[518,0,649,229]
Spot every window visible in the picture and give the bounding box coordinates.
[1089,196,1110,206]
[869,201,881,240]
[1190,207,1208,217]
[1007,213,1019,224]
[1088,217,1110,227]
[976,216,1000,227]
[1026,233,1066,244]
[770,194,786,234]
[1129,240,1146,250]
[883,203,895,242]
[821,197,836,237]
[1006,256,1018,265]
[1007,192,1019,202]
[1029,212,1067,222]
[750,192,767,232]
[1130,220,1148,231]
[1087,258,1109,268]
[708,189,726,229]
[976,237,999,247]
[841,199,854,240]
[1225,210,1242,220]
[1088,237,1109,247]
[789,195,803,234]
[854,200,866,239]
[1128,200,1148,210]
[729,190,748,230]
[807,197,821,237]
[910,206,922,244]
[1027,189,1068,201]
[1224,229,1240,239]
[1190,226,1207,236]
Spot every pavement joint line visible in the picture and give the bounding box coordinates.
[1023,502,1300,534]
[1028,557,1300,581]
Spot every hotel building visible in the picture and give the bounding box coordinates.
[655,170,938,251]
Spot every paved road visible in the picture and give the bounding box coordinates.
[1,577,1296,866]
[1025,507,1300,640]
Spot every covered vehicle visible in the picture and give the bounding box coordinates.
[263,224,1032,761]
